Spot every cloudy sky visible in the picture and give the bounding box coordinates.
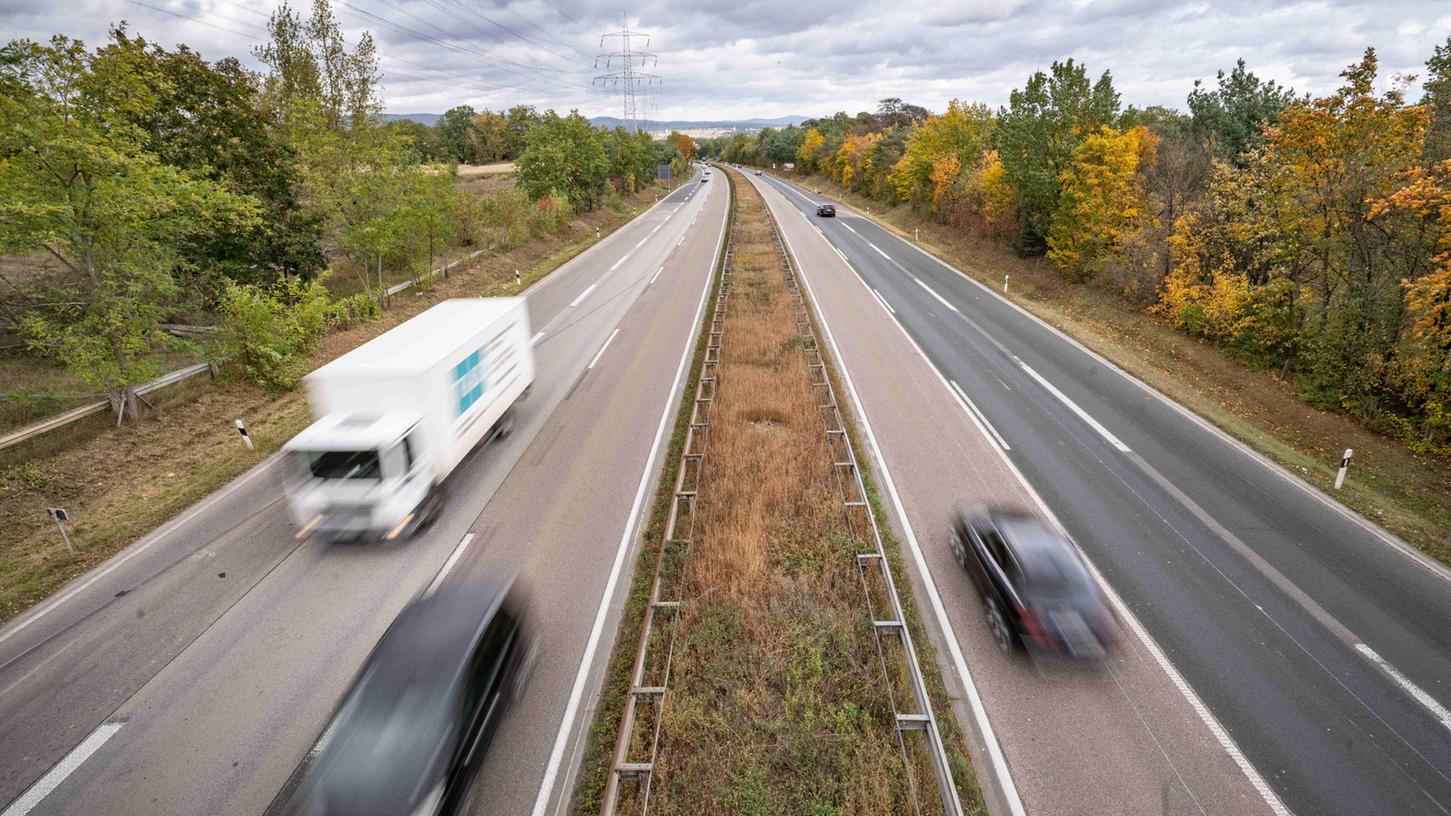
[3,0,1450,121]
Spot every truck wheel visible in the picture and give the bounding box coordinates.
[418,486,445,530]
[496,408,516,440]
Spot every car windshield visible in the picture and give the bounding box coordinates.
[1020,545,1094,598]
[303,450,381,480]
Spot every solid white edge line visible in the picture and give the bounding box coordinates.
[424,533,475,597]
[949,381,1011,452]
[758,175,1290,816]
[1017,361,1131,453]
[531,180,728,816]
[869,287,896,315]
[800,178,1451,586]
[912,276,960,313]
[760,181,1026,816]
[833,246,848,263]
[1,722,122,816]
[568,283,597,309]
[1357,644,1451,731]
[586,328,620,370]
[0,180,703,650]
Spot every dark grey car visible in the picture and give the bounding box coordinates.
[296,577,535,816]
[950,507,1117,658]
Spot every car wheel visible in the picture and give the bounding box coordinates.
[951,535,967,568]
[985,598,1013,653]
[512,637,539,702]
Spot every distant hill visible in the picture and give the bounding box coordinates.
[381,112,810,132]
[382,112,441,126]
[589,115,810,132]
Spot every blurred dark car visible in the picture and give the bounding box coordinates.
[950,506,1116,659]
[297,577,535,816]
[816,203,836,217]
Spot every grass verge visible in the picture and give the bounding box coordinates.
[575,168,979,815]
[787,173,1451,565]
[0,181,679,626]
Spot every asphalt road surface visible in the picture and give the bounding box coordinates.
[0,170,728,816]
[752,171,1451,816]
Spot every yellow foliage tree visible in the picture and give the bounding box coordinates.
[1046,125,1158,280]
[888,100,994,207]
[797,128,825,173]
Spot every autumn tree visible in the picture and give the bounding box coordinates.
[890,100,995,211]
[1047,125,1157,281]
[796,128,825,172]
[997,60,1121,252]
[668,131,697,164]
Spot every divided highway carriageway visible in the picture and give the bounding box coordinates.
[751,170,1451,816]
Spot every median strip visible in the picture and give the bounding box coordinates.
[583,167,975,815]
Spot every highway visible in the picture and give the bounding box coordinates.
[0,170,729,816]
[750,171,1451,816]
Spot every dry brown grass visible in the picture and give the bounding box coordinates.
[0,181,679,626]
[638,171,921,815]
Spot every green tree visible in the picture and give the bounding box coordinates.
[0,35,257,420]
[515,111,608,208]
[997,59,1121,252]
[1424,37,1451,165]
[253,0,379,131]
[436,104,480,164]
[1187,59,1295,167]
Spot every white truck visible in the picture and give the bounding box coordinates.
[283,298,535,542]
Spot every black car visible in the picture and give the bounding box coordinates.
[297,577,535,816]
[816,203,836,217]
[950,507,1116,658]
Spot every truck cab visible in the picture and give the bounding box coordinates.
[285,412,437,542]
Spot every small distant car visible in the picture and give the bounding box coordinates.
[700,175,709,183]
[754,170,763,176]
[816,203,835,217]
[950,506,1116,659]
[297,577,536,816]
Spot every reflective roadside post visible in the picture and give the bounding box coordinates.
[236,419,253,450]
[1004,274,1010,294]
[1334,448,1353,490]
[47,508,73,553]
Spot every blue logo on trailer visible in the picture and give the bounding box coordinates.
[452,348,488,418]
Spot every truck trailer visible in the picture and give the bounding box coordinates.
[284,298,535,542]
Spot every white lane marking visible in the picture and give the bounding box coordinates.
[775,225,1027,816]
[813,224,824,236]
[532,196,727,816]
[649,266,663,285]
[1357,644,1451,731]
[587,328,620,370]
[0,453,283,648]
[424,533,474,597]
[949,381,1011,452]
[832,246,848,263]
[2,722,123,816]
[634,236,649,249]
[0,640,77,699]
[841,221,859,235]
[767,181,1288,816]
[608,255,628,272]
[568,283,597,309]
[531,331,546,346]
[809,177,1451,587]
[868,241,892,260]
[870,287,896,315]
[1016,361,1131,453]
[676,235,685,248]
[912,276,960,313]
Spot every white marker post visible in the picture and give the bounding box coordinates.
[1334,448,1353,490]
[595,227,601,240]
[1004,274,1010,294]
[516,269,521,287]
[46,508,73,553]
[914,228,919,243]
[235,419,254,450]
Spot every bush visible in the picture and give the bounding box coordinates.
[219,278,332,392]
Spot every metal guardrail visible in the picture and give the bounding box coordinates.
[600,180,734,816]
[0,362,213,451]
[769,192,965,816]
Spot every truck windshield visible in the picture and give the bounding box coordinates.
[305,450,382,480]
